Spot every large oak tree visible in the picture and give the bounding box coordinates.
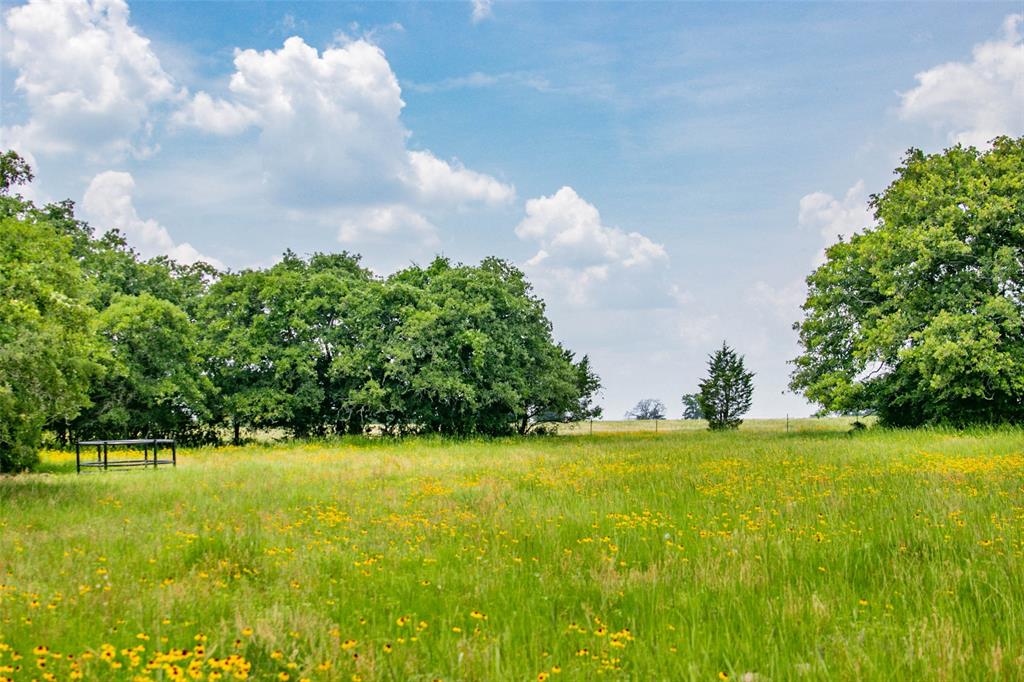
[791,137,1024,426]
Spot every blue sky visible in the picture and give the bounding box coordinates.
[3,0,1022,418]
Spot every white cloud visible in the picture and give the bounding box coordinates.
[171,92,257,136]
[174,36,514,212]
[515,186,669,306]
[82,171,222,268]
[338,206,439,246]
[1,0,179,159]
[899,14,1024,148]
[747,279,806,322]
[798,180,873,264]
[406,150,515,206]
[471,0,493,23]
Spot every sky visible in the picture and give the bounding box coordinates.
[2,0,1022,419]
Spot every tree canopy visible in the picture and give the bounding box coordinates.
[790,137,1024,426]
[0,213,101,470]
[0,151,602,468]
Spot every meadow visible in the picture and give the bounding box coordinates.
[1,422,1023,681]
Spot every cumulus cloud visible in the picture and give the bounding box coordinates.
[174,36,514,212]
[337,205,439,246]
[470,0,493,23]
[171,92,257,136]
[1,0,179,159]
[899,14,1024,148]
[406,151,515,206]
[515,186,669,306]
[798,180,874,264]
[82,171,222,268]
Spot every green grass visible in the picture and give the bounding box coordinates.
[2,423,1023,681]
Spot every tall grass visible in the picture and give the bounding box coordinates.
[1,423,1022,680]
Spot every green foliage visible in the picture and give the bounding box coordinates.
[681,392,703,420]
[202,254,601,438]
[199,251,374,439]
[791,137,1024,426]
[1,150,601,462]
[377,257,601,435]
[0,160,101,471]
[42,199,218,316]
[71,294,213,440]
[698,342,754,430]
[0,150,32,193]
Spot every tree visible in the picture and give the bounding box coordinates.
[681,393,703,420]
[790,137,1024,426]
[697,342,754,430]
[0,154,101,470]
[71,294,212,440]
[199,251,373,440]
[0,150,32,193]
[373,257,601,436]
[626,399,666,420]
[516,348,602,434]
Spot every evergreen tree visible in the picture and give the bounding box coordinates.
[697,342,754,431]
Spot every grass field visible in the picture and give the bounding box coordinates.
[1,423,1023,681]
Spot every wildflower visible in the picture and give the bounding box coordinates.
[241,628,253,637]
[383,644,393,654]
[538,673,549,681]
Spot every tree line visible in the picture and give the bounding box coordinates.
[0,152,600,471]
[2,136,1020,469]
